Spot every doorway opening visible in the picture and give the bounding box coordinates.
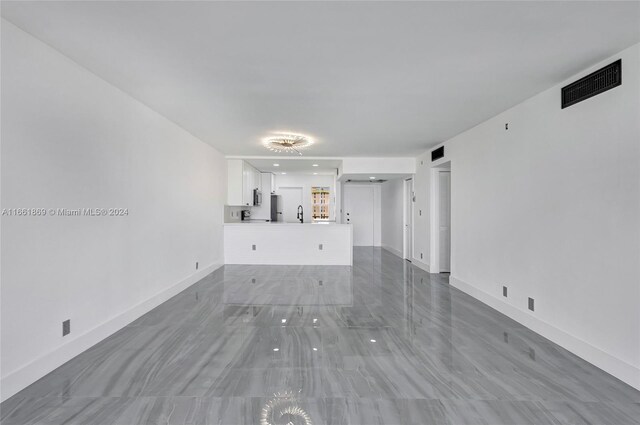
[403,178,414,261]
[430,163,451,273]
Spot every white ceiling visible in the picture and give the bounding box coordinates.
[2,1,639,157]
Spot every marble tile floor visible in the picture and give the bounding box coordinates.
[2,248,639,424]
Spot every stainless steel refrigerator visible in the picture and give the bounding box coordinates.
[270,194,282,222]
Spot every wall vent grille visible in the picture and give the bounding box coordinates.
[561,59,621,109]
[431,146,445,162]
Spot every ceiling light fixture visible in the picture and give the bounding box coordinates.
[281,172,287,175]
[312,164,319,167]
[369,177,376,180]
[273,163,280,167]
[313,172,318,175]
[263,132,314,155]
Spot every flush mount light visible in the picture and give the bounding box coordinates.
[273,348,279,352]
[313,347,318,351]
[273,163,280,167]
[312,164,319,167]
[370,339,376,343]
[369,177,376,180]
[263,132,314,155]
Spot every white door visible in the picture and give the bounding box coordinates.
[344,185,374,246]
[438,171,451,272]
[279,187,303,223]
[404,179,413,260]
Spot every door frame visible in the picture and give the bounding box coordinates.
[430,162,451,273]
[403,178,414,260]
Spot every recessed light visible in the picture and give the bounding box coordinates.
[273,348,279,352]
[313,347,318,351]
[281,172,287,175]
[273,163,280,167]
[312,164,319,167]
[281,319,287,323]
[370,339,376,343]
[313,172,318,175]
[369,177,376,180]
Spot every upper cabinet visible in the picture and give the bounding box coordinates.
[227,159,262,206]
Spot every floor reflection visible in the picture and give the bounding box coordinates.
[260,391,313,425]
[2,247,639,425]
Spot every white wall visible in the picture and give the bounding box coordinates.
[412,153,431,270]
[413,43,640,389]
[274,173,336,221]
[0,21,226,401]
[381,178,404,257]
[341,157,415,175]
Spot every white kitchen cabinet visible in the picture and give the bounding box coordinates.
[251,167,262,192]
[227,159,262,206]
[227,159,244,206]
[242,161,254,206]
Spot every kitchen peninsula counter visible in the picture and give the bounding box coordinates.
[223,222,352,265]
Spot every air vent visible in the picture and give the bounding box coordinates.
[562,59,621,109]
[431,146,444,162]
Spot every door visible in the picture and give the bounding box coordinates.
[438,171,451,272]
[344,185,375,246]
[404,179,413,260]
[279,187,303,223]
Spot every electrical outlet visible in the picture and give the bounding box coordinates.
[319,244,323,250]
[420,253,423,259]
[528,297,535,311]
[318,280,323,286]
[252,278,256,284]
[62,319,70,336]
[503,286,508,297]
[196,262,199,270]
[529,348,536,360]
[252,244,256,251]
[419,209,422,216]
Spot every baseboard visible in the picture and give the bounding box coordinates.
[381,244,403,258]
[0,262,222,402]
[450,275,640,391]
[410,257,430,273]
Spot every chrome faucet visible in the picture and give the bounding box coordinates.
[297,205,304,223]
